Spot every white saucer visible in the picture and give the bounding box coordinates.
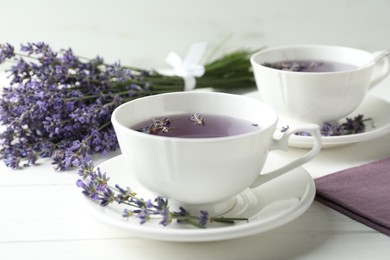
[82,154,315,242]
[245,92,390,148]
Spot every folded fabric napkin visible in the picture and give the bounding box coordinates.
[315,157,390,236]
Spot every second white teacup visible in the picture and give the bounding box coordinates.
[112,92,321,208]
[251,45,390,124]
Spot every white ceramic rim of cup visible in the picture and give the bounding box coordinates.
[251,44,374,75]
[111,92,279,142]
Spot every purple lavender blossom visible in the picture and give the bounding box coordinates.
[338,114,366,135]
[0,42,127,169]
[198,210,209,226]
[281,115,368,137]
[134,209,150,224]
[101,188,115,206]
[122,208,133,218]
[76,160,248,228]
[0,43,15,62]
[77,179,100,200]
[159,208,172,226]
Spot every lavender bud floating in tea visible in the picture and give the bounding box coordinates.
[189,113,205,126]
[134,113,259,138]
[262,60,356,72]
[137,117,172,135]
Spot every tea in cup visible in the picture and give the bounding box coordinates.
[250,45,390,124]
[111,92,321,209]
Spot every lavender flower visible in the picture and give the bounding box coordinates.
[338,114,366,135]
[76,161,248,228]
[0,43,14,62]
[159,208,172,226]
[189,113,205,126]
[137,117,172,135]
[198,210,209,226]
[135,209,150,224]
[0,42,255,170]
[282,115,369,137]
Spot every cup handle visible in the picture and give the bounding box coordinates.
[249,124,322,188]
[369,50,390,89]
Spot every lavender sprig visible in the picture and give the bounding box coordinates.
[76,160,248,228]
[282,115,371,136]
[0,42,256,170]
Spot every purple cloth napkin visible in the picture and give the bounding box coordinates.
[315,157,390,236]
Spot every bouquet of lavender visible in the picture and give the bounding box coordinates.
[0,42,256,170]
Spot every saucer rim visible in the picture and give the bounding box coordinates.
[81,155,315,242]
[244,92,390,148]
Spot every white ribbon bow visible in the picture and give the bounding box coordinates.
[165,42,207,91]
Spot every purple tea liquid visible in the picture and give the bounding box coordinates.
[132,113,259,138]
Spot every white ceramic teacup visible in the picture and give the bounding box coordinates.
[111,92,321,208]
[251,45,390,124]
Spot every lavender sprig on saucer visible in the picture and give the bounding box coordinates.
[282,115,371,136]
[76,160,248,228]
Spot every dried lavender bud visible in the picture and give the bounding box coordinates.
[282,114,369,137]
[138,117,172,135]
[189,113,205,126]
[338,114,366,135]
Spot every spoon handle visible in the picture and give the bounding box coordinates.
[361,49,390,69]
[373,49,390,63]
[368,49,390,89]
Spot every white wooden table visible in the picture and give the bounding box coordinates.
[1,1,390,258]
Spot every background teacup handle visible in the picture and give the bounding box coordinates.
[369,50,390,89]
[250,124,322,188]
